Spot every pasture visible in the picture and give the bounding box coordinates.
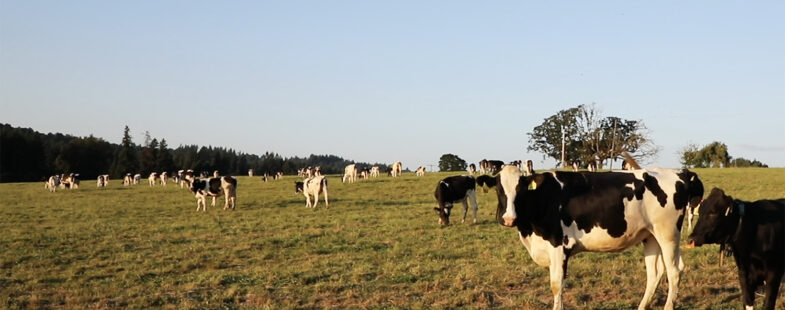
[1,168,784,309]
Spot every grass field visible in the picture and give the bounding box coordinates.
[1,168,784,309]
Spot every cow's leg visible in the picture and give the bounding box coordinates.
[549,247,567,310]
[737,265,756,310]
[211,196,216,207]
[469,191,478,223]
[639,237,665,310]
[461,199,469,223]
[762,270,782,310]
[323,188,329,208]
[313,191,320,208]
[652,230,681,310]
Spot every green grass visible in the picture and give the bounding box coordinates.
[1,168,784,309]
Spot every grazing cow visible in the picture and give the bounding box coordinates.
[160,172,168,186]
[370,166,380,178]
[587,162,597,172]
[343,164,358,183]
[391,162,402,177]
[190,176,237,211]
[433,175,479,225]
[123,173,133,186]
[571,161,579,172]
[45,175,60,192]
[687,188,785,310]
[494,165,703,310]
[148,172,159,186]
[295,175,329,208]
[468,163,476,175]
[523,160,534,176]
[213,170,220,178]
[248,169,254,177]
[275,171,283,180]
[96,174,109,187]
[61,173,79,189]
[180,170,194,188]
[415,166,426,176]
[360,167,370,179]
[133,173,141,185]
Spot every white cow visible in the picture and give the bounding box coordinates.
[133,174,141,185]
[123,173,133,186]
[342,164,358,183]
[148,172,159,186]
[160,172,168,186]
[370,166,380,178]
[45,175,60,192]
[415,166,426,176]
[391,162,402,177]
[296,176,329,208]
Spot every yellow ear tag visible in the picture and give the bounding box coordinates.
[528,180,537,190]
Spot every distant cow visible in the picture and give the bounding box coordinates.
[123,173,133,186]
[343,164,358,183]
[45,175,60,192]
[479,159,504,174]
[523,160,534,176]
[370,166,380,178]
[494,165,703,310]
[160,172,168,186]
[415,166,426,176]
[190,176,237,211]
[148,172,159,186]
[468,163,476,175]
[61,173,79,189]
[248,169,254,177]
[391,162,402,177]
[687,188,785,310]
[295,175,329,208]
[96,174,109,187]
[433,175,479,225]
[180,170,194,188]
[133,173,142,185]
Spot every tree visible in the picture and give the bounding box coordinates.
[156,139,175,173]
[439,154,467,172]
[678,143,701,168]
[139,137,158,174]
[528,104,658,168]
[110,126,138,177]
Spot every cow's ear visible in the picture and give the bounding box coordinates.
[528,174,545,190]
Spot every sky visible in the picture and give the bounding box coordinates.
[2,1,784,170]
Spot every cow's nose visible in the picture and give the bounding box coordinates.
[503,217,516,227]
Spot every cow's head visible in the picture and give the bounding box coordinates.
[294,181,304,194]
[686,188,739,248]
[190,179,205,194]
[433,181,454,225]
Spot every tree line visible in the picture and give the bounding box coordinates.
[0,123,385,182]
[679,141,768,168]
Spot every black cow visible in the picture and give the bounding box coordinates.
[433,175,479,225]
[494,166,703,310]
[475,174,497,193]
[687,188,785,310]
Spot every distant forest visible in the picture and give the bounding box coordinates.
[0,123,387,182]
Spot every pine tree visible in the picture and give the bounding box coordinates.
[110,126,138,177]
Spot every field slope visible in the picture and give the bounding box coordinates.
[1,168,783,309]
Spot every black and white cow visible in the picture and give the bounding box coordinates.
[475,174,497,193]
[96,174,109,188]
[433,175,479,225]
[494,165,703,310]
[468,163,477,175]
[686,188,784,310]
[189,176,237,211]
[479,159,504,174]
[45,175,60,192]
[295,175,329,208]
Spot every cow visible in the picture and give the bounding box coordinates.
[96,174,109,187]
[148,172,159,186]
[61,173,79,189]
[295,175,329,208]
[480,159,504,174]
[189,176,237,211]
[433,175,479,225]
[213,170,220,178]
[275,172,283,180]
[391,162,403,177]
[686,188,785,310]
[180,170,194,188]
[523,160,534,176]
[314,166,322,176]
[45,175,60,192]
[468,163,476,175]
[360,167,370,179]
[415,166,426,176]
[133,173,141,185]
[248,169,254,177]
[587,162,597,172]
[370,166,380,178]
[493,165,703,310]
[343,164,358,183]
[123,173,133,186]
[160,172,168,186]
[475,174,497,193]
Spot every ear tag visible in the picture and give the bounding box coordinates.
[528,180,537,190]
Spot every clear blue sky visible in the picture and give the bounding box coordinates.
[2,1,784,169]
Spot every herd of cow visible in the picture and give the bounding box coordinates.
[41,157,783,309]
[434,158,784,310]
